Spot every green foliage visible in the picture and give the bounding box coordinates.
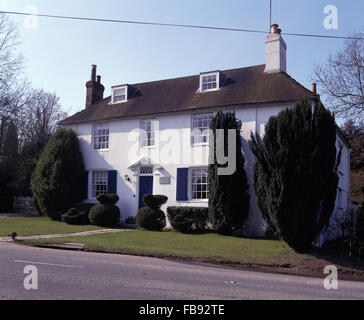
[125,216,136,224]
[31,128,85,221]
[143,194,168,210]
[341,120,364,203]
[0,169,14,212]
[323,203,364,258]
[208,111,250,235]
[62,208,89,225]
[249,100,340,252]
[1,121,19,184]
[136,207,166,231]
[96,194,119,205]
[357,202,364,243]
[89,203,120,227]
[73,203,95,215]
[136,195,168,231]
[167,207,209,233]
[88,194,121,227]
[0,122,19,211]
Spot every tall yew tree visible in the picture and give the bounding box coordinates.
[31,128,85,220]
[208,111,250,235]
[250,100,341,252]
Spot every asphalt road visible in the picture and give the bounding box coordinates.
[0,242,364,300]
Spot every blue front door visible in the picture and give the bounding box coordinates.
[139,176,153,208]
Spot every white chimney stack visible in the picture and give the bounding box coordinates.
[264,24,287,73]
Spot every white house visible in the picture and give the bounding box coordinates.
[60,24,351,240]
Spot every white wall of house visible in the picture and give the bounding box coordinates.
[318,133,351,245]
[67,101,350,240]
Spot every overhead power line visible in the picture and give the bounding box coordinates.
[0,10,362,40]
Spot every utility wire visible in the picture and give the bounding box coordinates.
[0,10,362,40]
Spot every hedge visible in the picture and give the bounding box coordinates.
[167,207,209,233]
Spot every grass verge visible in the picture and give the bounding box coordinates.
[20,230,302,263]
[0,216,105,237]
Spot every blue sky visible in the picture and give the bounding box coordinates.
[0,0,363,116]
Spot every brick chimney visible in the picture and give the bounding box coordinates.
[85,65,105,108]
[264,24,287,73]
[312,83,317,94]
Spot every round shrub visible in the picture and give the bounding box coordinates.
[89,204,120,227]
[62,208,89,225]
[96,194,119,205]
[136,207,166,231]
[142,194,168,210]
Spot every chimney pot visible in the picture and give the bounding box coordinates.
[97,75,101,83]
[91,64,97,82]
[271,24,279,34]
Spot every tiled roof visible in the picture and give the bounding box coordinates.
[60,65,317,125]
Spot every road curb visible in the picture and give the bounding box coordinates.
[31,242,86,251]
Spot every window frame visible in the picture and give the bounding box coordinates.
[191,113,214,146]
[111,85,128,104]
[91,170,108,199]
[199,71,220,93]
[92,122,110,151]
[140,119,157,148]
[188,167,209,201]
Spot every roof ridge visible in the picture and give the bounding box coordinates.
[112,64,266,88]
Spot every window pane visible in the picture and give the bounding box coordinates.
[114,88,125,96]
[93,123,109,150]
[191,114,212,145]
[201,74,218,92]
[140,119,157,147]
[92,171,108,198]
[191,168,208,200]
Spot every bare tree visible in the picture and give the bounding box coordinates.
[0,14,25,156]
[19,89,67,149]
[314,32,364,122]
[16,89,67,196]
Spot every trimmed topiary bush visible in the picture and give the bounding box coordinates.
[73,203,95,215]
[136,194,167,231]
[136,207,166,231]
[96,194,119,205]
[88,194,120,227]
[62,208,89,225]
[89,203,120,227]
[167,207,209,233]
[31,128,85,221]
[142,194,168,210]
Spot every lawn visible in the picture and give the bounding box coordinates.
[20,230,304,263]
[0,216,105,237]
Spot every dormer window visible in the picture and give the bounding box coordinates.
[111,85,128,104]
[200,71,220,92]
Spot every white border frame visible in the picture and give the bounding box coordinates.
[199,71,220,93]
[188,166,209,202]
[92,122,110,151]
[111,85,128,104]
